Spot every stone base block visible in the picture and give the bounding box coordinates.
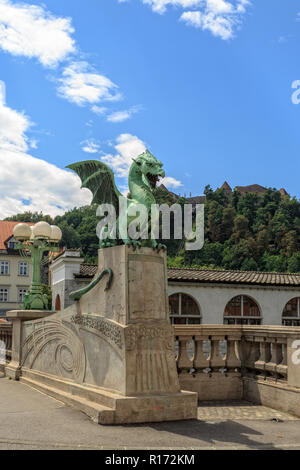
[20,369,198,424]
[5,362,22,380]
[243,376,300,418]
[179,371,243,401]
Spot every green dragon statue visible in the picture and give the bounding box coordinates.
[67,150,166,250]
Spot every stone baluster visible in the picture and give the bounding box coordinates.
[209,335,226,371]
[225,335,241,371]
[255,337,271,377]
[276,341,288,380]
[177,335,193,373]
[194,335,210,372]
[242,336,261,374]
[265,338,284,379]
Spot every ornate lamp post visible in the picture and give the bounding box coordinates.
[13,222,62,310]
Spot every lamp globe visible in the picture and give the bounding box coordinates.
[50,225,62,242]
[13,223,32,241]
[32,221,52,240]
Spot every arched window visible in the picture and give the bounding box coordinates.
[55,294,61,312]
[224,295,261,325]
[282,297,300,326]
[169,293,201,325]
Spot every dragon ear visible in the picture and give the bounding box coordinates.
[132,158,141,166]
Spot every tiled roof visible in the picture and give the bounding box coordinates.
[235,184,266,195]
[76,264,98,278]
[168,267,300,287]
[221,181,232,191]
[0,221,34,250]
[186,196,207,204]
[75,263,300,287]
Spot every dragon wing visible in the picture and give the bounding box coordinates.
[67,160,124,211]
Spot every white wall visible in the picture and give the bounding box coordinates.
[168,282,300,325]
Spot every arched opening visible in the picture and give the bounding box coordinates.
[169,293,201,325]
[224,295,261,325]
[282,297,300,326]
[55,294,61,311]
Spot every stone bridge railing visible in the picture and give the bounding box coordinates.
[174,325,300,417]
[0,323,12,363]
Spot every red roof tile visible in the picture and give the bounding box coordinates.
[0,221,34,250]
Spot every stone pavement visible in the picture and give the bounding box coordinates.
[1,373,300,450]
[197,401,298,421]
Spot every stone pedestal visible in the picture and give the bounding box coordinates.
[6,247,197,424]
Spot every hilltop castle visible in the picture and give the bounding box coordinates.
[160,182,289,204]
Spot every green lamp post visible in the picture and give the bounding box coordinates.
[13,222,62,311]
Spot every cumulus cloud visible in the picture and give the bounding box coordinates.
[101,134,147,178]
[0,148,92,218]
[159,176,183,189]
[0,0,75,67]
[101,134,183,190]
[0,80,5,103]
[107,106,141,123]
[57,61,121,106]
[0,92,30,152]
[0,82,91,218]
[81,138,101,154]
[141,0,250,39]
[0,1,130,115]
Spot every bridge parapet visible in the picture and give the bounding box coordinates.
[174,325,300,416]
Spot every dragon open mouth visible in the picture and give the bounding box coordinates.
[147,173,161,189]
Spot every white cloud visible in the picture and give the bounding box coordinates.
[159,176,183,189]
[81,139,100,154]
[101,134,183,190]
[102,134,146,178]
[0,82,91,218]
[0,80,6,104]
[57,61,121,106]
[107,110,132,123]
[0,2,128,115]
[143,0,203,14]
[107,106,140,123]
[91,105,108,115]
[0,148,92,218]
[0,0,75,67]
[141,0,250,39]
[0,95,30,152]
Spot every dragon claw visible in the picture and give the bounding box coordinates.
[157,243,167,253]
[124,240,142,251]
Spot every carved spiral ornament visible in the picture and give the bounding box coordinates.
[22,320,86,383]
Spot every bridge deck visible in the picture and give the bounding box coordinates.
[0,373,299,450]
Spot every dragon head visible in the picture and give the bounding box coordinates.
[133,150,165,191]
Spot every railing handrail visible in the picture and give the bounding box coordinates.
[173,324,300,337]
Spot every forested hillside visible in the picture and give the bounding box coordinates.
[182,185,300,273]
[5,185,300,273]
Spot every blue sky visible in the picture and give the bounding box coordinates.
[0,0,299,217]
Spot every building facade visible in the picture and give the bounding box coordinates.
[0,221,33,318]
[50,250,300,326]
